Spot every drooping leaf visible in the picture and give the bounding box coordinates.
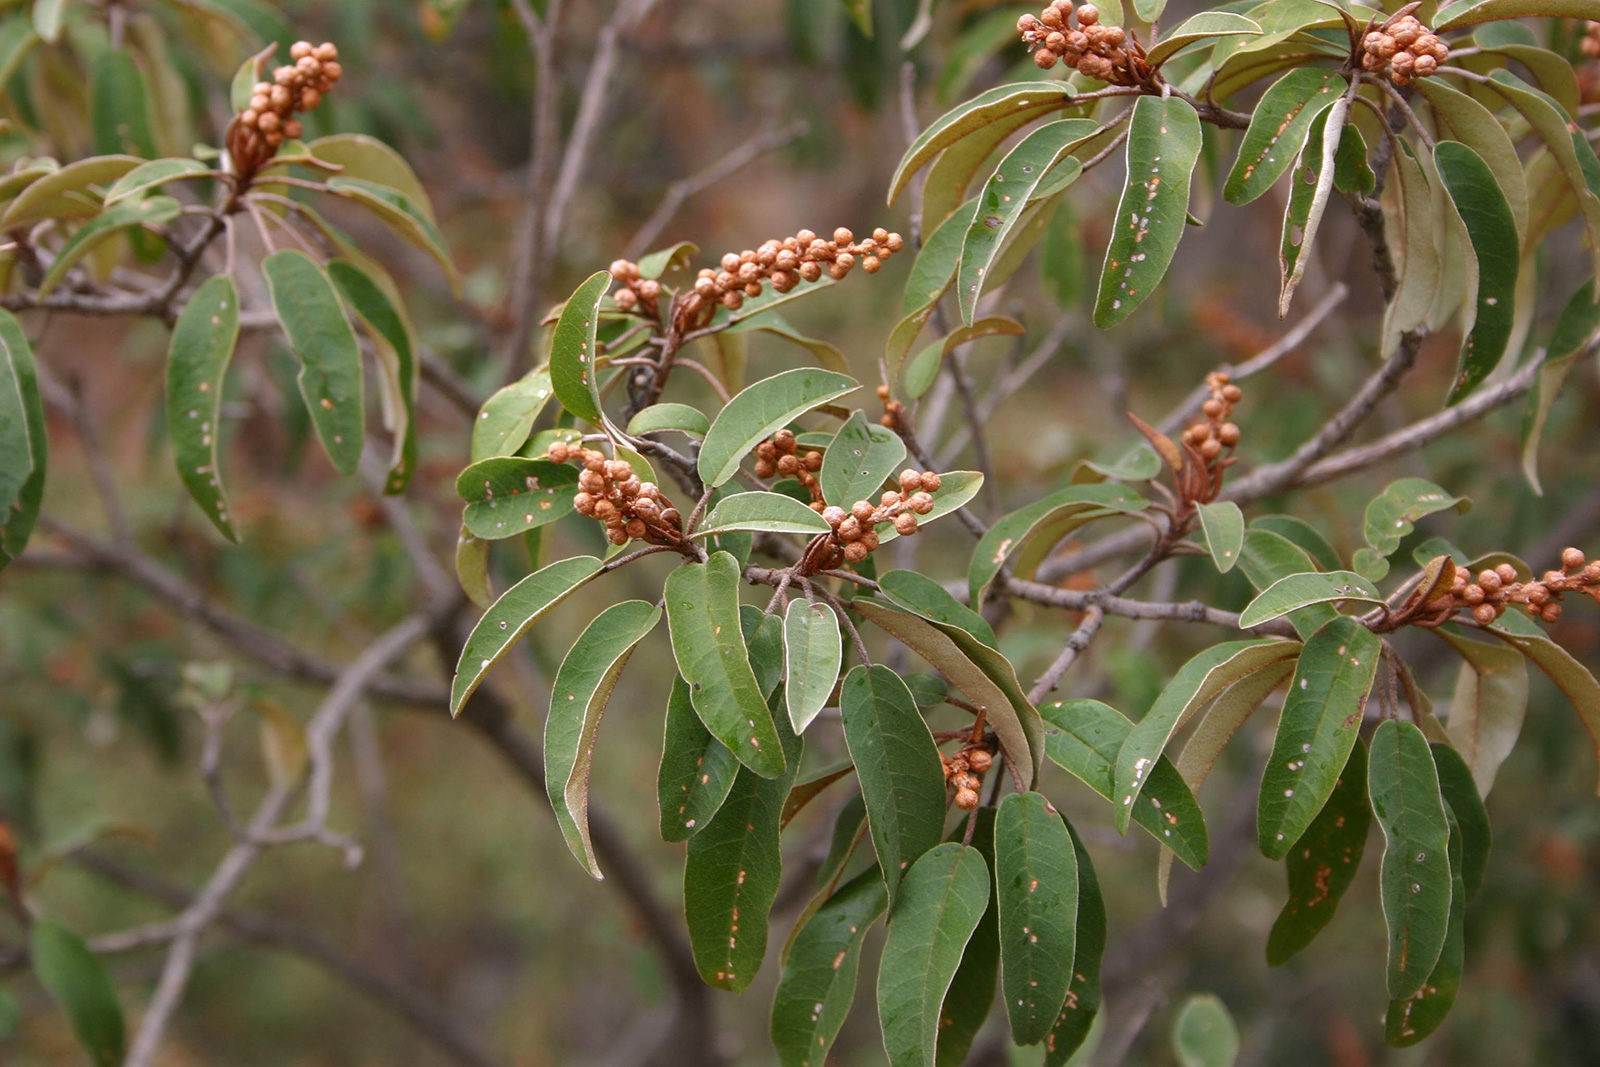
[1351,478,1469,581]
[1171,993,1240,1067]
[324,176,458,290]
[770,867,888,1066]
[1429,742,1490,899]
[1095,95,1204,328]
[819,409,906,508]
[659,674,741,841]
[1484,614,1600,795]
[30,919,124,1067]
[888,83,1076,207]
[327,259,418,494]
[90,50,157,158]
[1384,805,1465,1046]
[1250,515,1340,572]
[1227,69,1344,205]
[876,843,991,1067]
[664,552,787,778]
[922,106,1043,234]
[37,195,180,298]
[545,601,661,878]
[103,157,210,205]
[1147,12,1262,66]
[699,369,858,488]
[548,271,612,426]
[449,556,604,715]
[1434,140,1519,404]
[1266,736,1371,964]
[1278,96,1349,317]
[1,156,140,229]
[1238,570,1383,628]
[875,470,985,544]
[1522,280,1600,493]
[1434,628,1528,797]
[305,133,436,221]
[454,457,577,540]
[1043,818,1105,1065]
[0,310,46,571]
[879,568,997,648]
[1196,500,1245,573]
[1368,720,1452,1000]
[968,483,1147,604]
[995,790,1080,1044]
[454,524,490,609]
[694,490,832,539]
[165,274,240,541]
[887,199,976,369]
[925,808,996,1066]
[627,401,710,439]
[262,249,364,475]
[784,599,842,734]
[1413,79,1527,238]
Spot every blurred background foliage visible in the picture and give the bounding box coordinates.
[1,0,1598,1064]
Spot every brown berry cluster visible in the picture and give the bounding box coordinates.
[1583,21,1600,57]
[1359,15,1448,86]
[1018,1,1147,86]
[753,429,825,500]
[677,227,905,330]
[230,41,343,176]
[945,745,994,811]
[802,469,939,572]
[606,260,664,318]
[549,440,684,546]
[1180,372,1244,467]
[876,384,907,431]
[1448,549,1600,627]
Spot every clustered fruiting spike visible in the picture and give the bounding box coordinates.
[753,428,825,501]
[1018,0,1150,87]
[606,260,664,318]
[1359,14,1448,86]
[1443,549,1600,627]
[876,384,907,432]
[229,41,343,176]
[944,744,994,811]
[1181,372,1244,467]
[1583,21,1600,57]
[800,469,940,573]
[549,440,684,547]
[674,227,905,331]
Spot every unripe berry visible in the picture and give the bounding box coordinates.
[843,541,870,563]
[777,454,801,475]
[795,228,817,245]
[548,440,570,463]
[1045,30,1067,50]
[829,262,849,280]
[885,233,904,252]
[838,516,862,541]
[283,119,303,139]
[921,471,941,492]
[881,490,901,507]
[1041,6,1064,27]
[799,261,823,283]
[1563,547,1587,570]
[834,227,853,245]
[803,451,823,472]
[607,528,629,546]
[968,749,993,771]
[850,500,875,522]
[240,109,260,128]
[1478,569,1502,592]
[314,42,339,62]
[862,255,882,273]
[636,278,660,299]
[625,519,647,539]
[258,110,281,133]
[955,788,980,810]
[1200,439,1223,461]
[1464,584,1486,605]
[1496,564,1519,584]
[722,290,743,310]
[291,41,314,60]
[910,492,935,515]
[899,469,924,493]
[860,530,879,552]
[1218,423,1241,447]
[1034,49,1059,69]
[1472,602,1498,624]
[1222,384,1243,403]
[574,492,596,515]
[744,281,763,297]
[1413,54,1437,76]
[894,513,918,535]
[302,88,322,109]
[822,506,847,528]
[1541,602,1563,623]
[773,429,796,451]
[1077,4,1099,24]
[613,288,638,311]
[1202,398,1225,418]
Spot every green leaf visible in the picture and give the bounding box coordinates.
[935,808,999,1067]
[841,665,947,904]
[1429,742,1489,899]
[820,410,906,508]
[454,457,577,540]
[1,156,141,229]
[1196,500,1244,573]
[902,316,1027,398]
[1250,514,1340,571]
[665,552,788,778]
[262,249,364,475]
[1412,79,1528,239]
[875,470,985,545]
[165,275,240,541]
[879,568,996,648]
[1278,97,1348,317]
[1114,640,1302,833]
[305,133,436,222]
[958,119,1096,323]
[1436,0,1600,30]
[1147,12,1262,66]
[454,524,490,609]
[1435,628,1527,797]
[1040,699,1209,871]
[888,200,976,369]
[545,600,660,878]
[1433,141,1519,404]
[995,790,1079,1044]
[695,490,832,539]
[449,556,604,715]
[922,104,1041,233]
[1171,993,1240,1067]
[743,603,787,699]
[1238,570,1383,628]
[1369,720,1452,1000]
[1384,805,1465,1046]
[1095,96,1204,328]
[1351,477,1469,581]
[37,195,180,298]
[1257,616,1381,858]
[545,270,612,425]
[1239,528,1338,638]
[1266,736,1371,964]
[784,599,842,734]
[727,313,850,374]
[659,674,741,841]
[888,83,1076,207]
[471,367,554,461]
[30,919,124,1067]
[103,157,209,205]
[876,843,991,1067]
[90,50,157,158]
[1522,281,1600,493]
[627,401,710,439]
[839,0,872,36]
[1225,68,1344,205]
[1484,616,1600,795]
[699,368,858,488]
[968,483,1147,604]
[327,259,418,494]
[1043,819,1105,1065]
[770,867,888,1066]
[782,761,855,830]
[324,176,458,290]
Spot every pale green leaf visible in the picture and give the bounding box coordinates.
[819,410,906,508]
[784,599,842,734]
[1238,570,1383,628]
[698,368,858,487]
[165,275,240,541]
[995,790,1079,1044]
[262,250,364,475]
[1369,720,1452,1000]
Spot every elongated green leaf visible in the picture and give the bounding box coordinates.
[889,83,1076,207]
[699,369,858,487]
[38,196,180,298]
[1258,617,1380,858]
[1351,477,1468,581]
[454,457,577,539]
[958,119,1096,323]
[548,271,611,425]
[1435,629,1527,797]
[727,312,849,374]
[327,259,418,493]
[841,665,947,903]
[0,310,45,570]
[1381,141,1440,352]
[1369,719,1452,1000]
[784,599,842,734]
[1225,68,1344,204]
[782,761,854,831]
[875,470,985,545]
[1485,615,1600,794]
[695,490,832,539]
[1,156,140,228]
[665,552,787,778]
[1279,97,1348,317]
[449,556,604,714]
[1240,528,1338,637]
[888,200,977,369]
[627,401,710,439]
[262,250,364,474]
[879,568,996,648]
[1172,993,1240,1067]
[1434,141,1519,404]
[1522,280,1600,493]
[1238,570,1382,628]
[324,176,458,289]
[305,133,435,221]
[995,791,1079,1044]
[1114,640,1302,832]
[1436,0,1600,30]
[820,410,906,508]
[968,483,1147,604]
[471,367,554,461]
[90,50,156,158]
[1043,819,1104,1065]
[770,867,888,1066]
[31,919,123,1067]
[545,601,660,877]
[1196,500,1244,573]
[1266,735,1370,964]
[876,843,991,1067]
[1040,699,1209,871]
[1384,805,1465,1046]
[923,106,1040,234]
[454,524,490,608]
[165,275,240,541]
[1413,79,1527,239]
[902,316,1027,399]
[1148,12,1262,66]
[686,702,802,990]
[103,157,209,205]
[658,674,741,840]
[935,808,998,1067]
[1249,515,1339,571]
[743,604,786,699]
[1430,742,1489,899]
[1095,96,1204,328]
